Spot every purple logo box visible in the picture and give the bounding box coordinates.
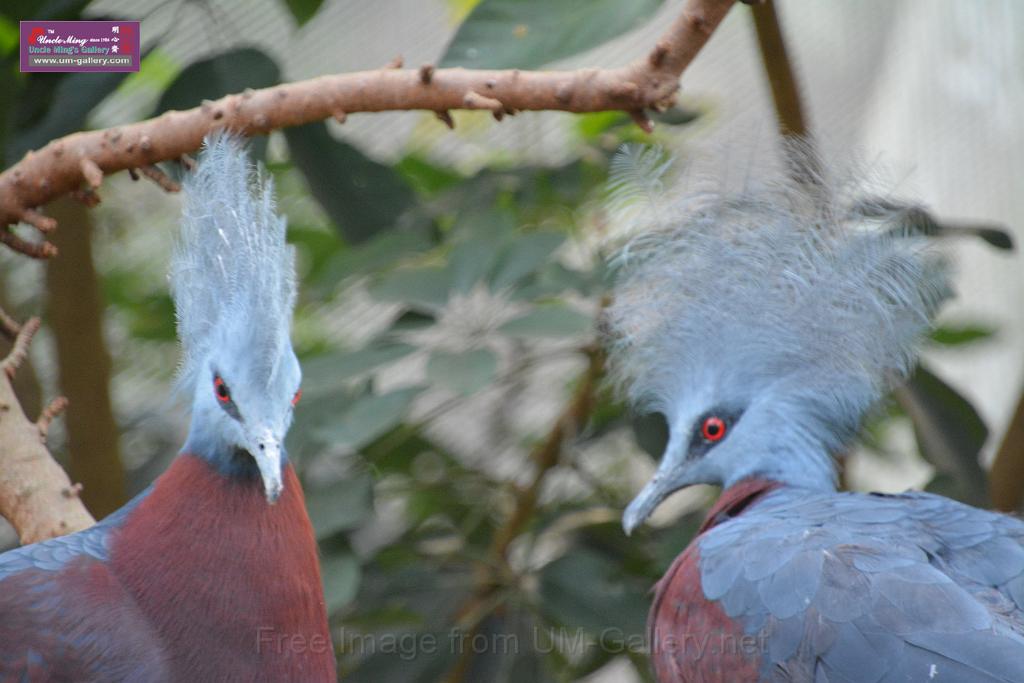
[20,20,140,73]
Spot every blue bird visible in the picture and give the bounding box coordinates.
[606,147,1024,682]
[0,135,336,682]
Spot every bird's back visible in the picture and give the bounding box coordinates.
[651,483,1024,682]
[0,495,170,681]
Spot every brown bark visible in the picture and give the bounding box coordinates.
[0,314,94,543]
[45,198,127,518]
[0,281,43,419]
[990,386,1024,512]
[0,0,736,258]
[750,0,808,138]
[749,0,823,186]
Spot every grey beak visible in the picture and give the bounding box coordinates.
[250,429,284,503]
[622,476,672,536]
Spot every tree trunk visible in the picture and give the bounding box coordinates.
[45,198,126,518]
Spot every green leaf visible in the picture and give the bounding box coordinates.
[395,155,465,197]
[897,364,990,506]
[314,387,424,449]
[539,548,649,637]
[3,0,90,22]
[575,111,632,141]
[427,348,497,395]
[344,635,455,683]
[450,204,517,243]
[651,104,701,126]
[157,47,279,111]
[285,122,421,244]
[118,49,181,97]
[440,0,665,69]
[301,344,416,396]
[632,412,669,459]
[283,0,325,25]
[287,223,344,282]
[854,200,1014,251]
[937,222,1015,250]
[102,269,177,340]
[928,324,996,346]
[6,68,132,163]
[489,230,565,289]
[306,474,374,538]
[0,15,18,57]
[518,262,599,299]
[369,266,452,310]
[499,304,592,338]
[385,310,437,335]
[573,106,698,144]
[449,233,505,292]
[320,550,361,614]
[319,227,436,286]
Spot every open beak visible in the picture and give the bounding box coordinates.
[249,428,284,503]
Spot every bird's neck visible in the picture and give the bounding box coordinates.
[109,454,334,679]
[182,415,283,481]
[723,447,837,492]
[723,412,840,492]
[699,478,783,534]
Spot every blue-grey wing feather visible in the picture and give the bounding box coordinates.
[699,488,1024,682]
[0,486,149,579]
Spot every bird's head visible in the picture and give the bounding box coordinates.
[606,148,951,534]
[171,134,301,503]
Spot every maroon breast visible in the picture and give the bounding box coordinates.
[110,455,336,682]
[648,479,780,683]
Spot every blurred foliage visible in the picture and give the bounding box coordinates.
[440,0,665,69]
[0,0,1015,680]
[283,0,325,27]
[284,122,425,244]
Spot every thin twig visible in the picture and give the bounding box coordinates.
[138,164,182,192]
[21,209,57,233]
[434,110,455,129]
[36,396,69,441]
[1,317,40,379]
[71,188,102,207]
[0,308,20,340]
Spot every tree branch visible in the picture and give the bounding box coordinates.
[0,0,736,258]
[750,0,808,138]
[46,198,127,517]
[749,0,823,187]
[0,308,94,544]
[989,384,1024,512]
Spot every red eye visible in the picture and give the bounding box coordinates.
[214,376,231,403]
[701,416,726,442]
[291,389,302,407]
